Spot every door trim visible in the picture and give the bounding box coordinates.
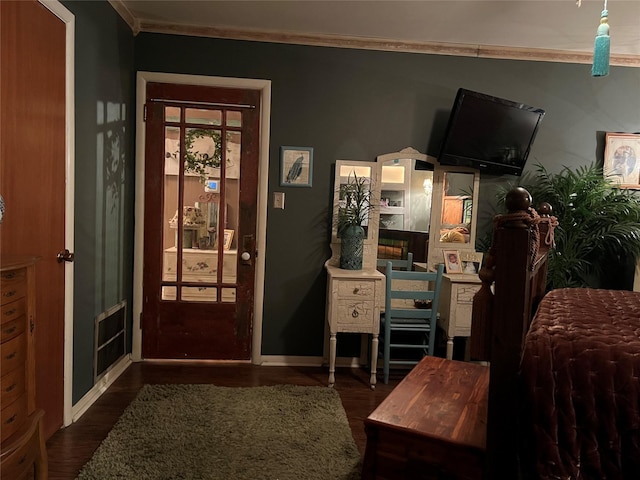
[38,0,75,428]
[132,71,271,365]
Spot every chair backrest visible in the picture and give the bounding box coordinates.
[384,262,444,320]
[377,252,414,273]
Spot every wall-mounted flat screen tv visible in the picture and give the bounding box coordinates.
[438,88,545,176]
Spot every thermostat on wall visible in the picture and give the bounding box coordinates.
[205,179,219,193]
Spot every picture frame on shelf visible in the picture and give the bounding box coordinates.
[280,146,313,187]
[443,249,462,274]
[223,229,234,250]
[460,251,483,274]
[603,132,640,189]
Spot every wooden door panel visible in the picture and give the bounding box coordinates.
[142,83,260,360]
[0,0,66,439]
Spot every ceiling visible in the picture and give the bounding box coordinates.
[114,0,640,64]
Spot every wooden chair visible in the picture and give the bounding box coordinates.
[379,262,444,384]
[376,252,413,273]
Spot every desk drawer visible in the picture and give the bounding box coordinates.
[337,280,377,299]
[335,298,378,332]
[456,285,481,304]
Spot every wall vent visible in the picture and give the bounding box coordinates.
[94,300,127,382]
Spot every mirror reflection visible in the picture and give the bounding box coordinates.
[377,150,434,262]
[438,172,474,244]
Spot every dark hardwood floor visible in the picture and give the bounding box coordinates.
[46,362,402,479]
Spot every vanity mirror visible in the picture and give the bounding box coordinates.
[427,166,480,271]
[376,147,435,262]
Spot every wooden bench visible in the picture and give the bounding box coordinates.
[362,356,488,480]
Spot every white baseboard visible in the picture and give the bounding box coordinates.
[70,355,132,423]
[259,355,364,368]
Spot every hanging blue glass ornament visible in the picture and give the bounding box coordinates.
[592,7,610,77]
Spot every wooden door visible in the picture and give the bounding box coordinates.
[142,83,260,359]
[0,0,66,439]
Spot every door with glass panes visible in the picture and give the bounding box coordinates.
[142,82,260,359]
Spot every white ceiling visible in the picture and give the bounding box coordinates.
[117,0,639,59]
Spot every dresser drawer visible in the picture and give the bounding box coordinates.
[1,392,27,444]
[337,280,377,299]
[0,334,26,377]
[0,269,27,307]
[1,366,26,407]
[1,316,25,344]
[0,411,43,479]
[335,298,378,333]
[1,297,25,325]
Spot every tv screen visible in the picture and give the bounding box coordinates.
[438,88,545,176]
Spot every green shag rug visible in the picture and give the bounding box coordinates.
[76,384,362,480]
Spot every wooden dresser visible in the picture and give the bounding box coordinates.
[363,356,488,480]
[0,255,48,480]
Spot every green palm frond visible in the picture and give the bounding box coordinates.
[496,162,640,289]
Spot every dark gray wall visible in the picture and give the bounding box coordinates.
[62,0,136,403]
[135,33,640,357]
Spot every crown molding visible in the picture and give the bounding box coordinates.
[138,20,640,68]
[108,0,139,34]
[107,6,640,68]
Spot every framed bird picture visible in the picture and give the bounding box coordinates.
[280,146,313,187]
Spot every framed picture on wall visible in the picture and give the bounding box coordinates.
[604,132,640,189]
[280,146,313,187]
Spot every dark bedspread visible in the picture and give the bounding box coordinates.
[520,288,640,480]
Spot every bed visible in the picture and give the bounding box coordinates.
[471,187,640,479]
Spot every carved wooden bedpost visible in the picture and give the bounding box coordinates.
[486,187,540,479]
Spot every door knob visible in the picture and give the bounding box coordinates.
[57,249,74,263]
[241,251,251,261]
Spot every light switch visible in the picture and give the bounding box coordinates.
[273,192,285,209]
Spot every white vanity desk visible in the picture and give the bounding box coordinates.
[324,261,384,388]
[414,262,481,360]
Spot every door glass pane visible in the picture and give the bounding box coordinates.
[226,110,242,127]
[222,131,240,281]
[165,106,180,123]
[163,126,180,282]
[186,108,222,126]
[182,286,217,302]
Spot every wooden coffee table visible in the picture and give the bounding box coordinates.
[362,355,488,480]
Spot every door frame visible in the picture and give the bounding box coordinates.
[38,0,75,428]
[132,72,271,364]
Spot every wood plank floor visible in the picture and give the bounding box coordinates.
[45,362,402,479]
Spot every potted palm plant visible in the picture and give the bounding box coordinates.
[337,172,376,270]
[497,163,640,289]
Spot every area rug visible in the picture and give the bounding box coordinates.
[76,384,362,480]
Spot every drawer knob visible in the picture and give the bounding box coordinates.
[351,309,359,318]
[5,414,17,425]
[4,308,16,316]
[4,290,16,298]
[6,351,16,360]
[5,383,16,392]
[4,326,16,335]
